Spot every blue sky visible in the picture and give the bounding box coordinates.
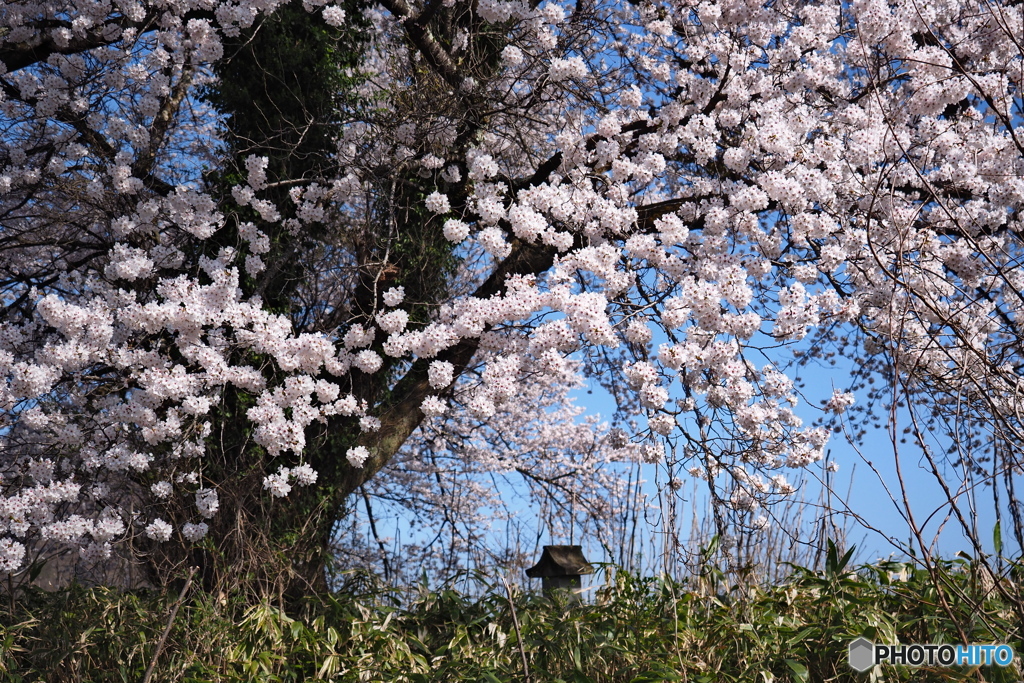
[566,349,1018,572]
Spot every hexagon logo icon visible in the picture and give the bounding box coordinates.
[848,637,875,672]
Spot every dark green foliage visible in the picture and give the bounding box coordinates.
[3,555,1021,682]
[202,0,369,311]
[207,0,365,182]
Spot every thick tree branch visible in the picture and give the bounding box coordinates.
[133,65,194,187]
[343,238,558,494]
[0,13,156,73]
[377,0,463,90]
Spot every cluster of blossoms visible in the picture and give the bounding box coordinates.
[262,463,318,497]
[3,0,1024,577]
[360,356,638,583]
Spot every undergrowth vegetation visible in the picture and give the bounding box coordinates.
[2,548,1022,682]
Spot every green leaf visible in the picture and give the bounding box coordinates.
[785,659,809,682]
[993,522,1003,556]
[27,559,46,583]
[630,670,682,682]
[786,627,818,645]
[825,540,856,577]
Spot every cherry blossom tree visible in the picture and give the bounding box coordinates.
[2,0,1023,596]
[336,362,638,585]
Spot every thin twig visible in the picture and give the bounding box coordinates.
[141,566,197,683]
[501,575,531,683]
